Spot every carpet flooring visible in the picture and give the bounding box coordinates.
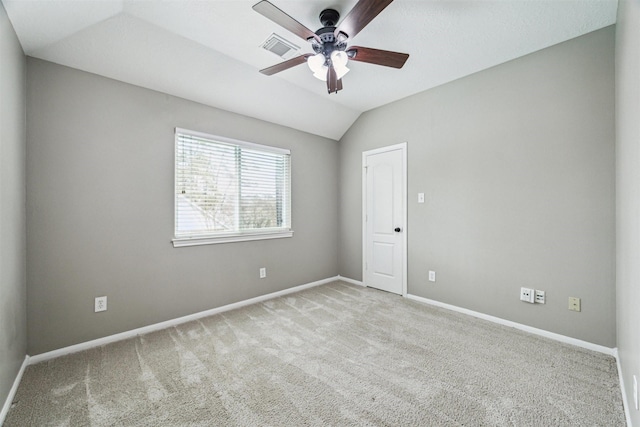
[4,281,625,426]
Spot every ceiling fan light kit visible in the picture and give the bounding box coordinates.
[253,0,409,94]
[308,51,350,82]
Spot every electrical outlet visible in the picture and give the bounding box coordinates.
[94,296,107,313]
[520,287,534,303]
[428,270,436,282]
[259,267,266,279]
[534,290,545,304]
[418,193,425,203]
[568,297,581,312]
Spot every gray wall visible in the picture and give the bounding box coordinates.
[0,0,27,410]
[615,1,640,424]
[26,58,339,355]
[339,27,615,347]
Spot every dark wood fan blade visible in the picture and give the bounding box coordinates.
[259,54,312,76]
[347,46,409,69]
[327,66,339,94]
[334,0,394,40]
[337,78,343,92]
[253,1,320,43]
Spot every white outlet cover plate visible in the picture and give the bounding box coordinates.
[520,287,534,303]
[94,296,107,312]
[428,271,436,282]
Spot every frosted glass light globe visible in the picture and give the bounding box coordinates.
[307,53,328,81]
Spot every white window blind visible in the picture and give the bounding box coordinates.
[173,128,292,246]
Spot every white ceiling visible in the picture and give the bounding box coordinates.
[2,0,618,140]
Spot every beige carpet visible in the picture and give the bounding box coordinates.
[4,281,625,426]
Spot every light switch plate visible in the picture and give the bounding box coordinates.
[418,193,425,203]
[568,297,581,312]
[428,270,436,282]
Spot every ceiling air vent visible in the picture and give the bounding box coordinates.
[261,33,300,60]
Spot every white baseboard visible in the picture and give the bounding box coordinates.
[0,355,29,426]
[29,276,341,365]
[406,293,616,356]
[337,275,364,286]
[9,279,631,425]
[615,349,633,427]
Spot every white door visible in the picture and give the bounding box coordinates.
[363,143,406,295]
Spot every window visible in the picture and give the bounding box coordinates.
[173,128,292,247]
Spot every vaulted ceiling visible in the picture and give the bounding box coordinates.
[3,0,618,140]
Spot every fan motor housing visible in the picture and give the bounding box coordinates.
[316,27,335,43]
[313,9,347,56]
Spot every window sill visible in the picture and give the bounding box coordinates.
[172,230,293,248]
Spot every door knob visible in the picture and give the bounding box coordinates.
[394,227,402,232]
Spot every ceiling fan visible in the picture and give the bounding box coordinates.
[253,0,410,94]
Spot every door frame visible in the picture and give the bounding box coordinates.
[362,142,408,297]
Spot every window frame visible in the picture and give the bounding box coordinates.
[172,127,293,248]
